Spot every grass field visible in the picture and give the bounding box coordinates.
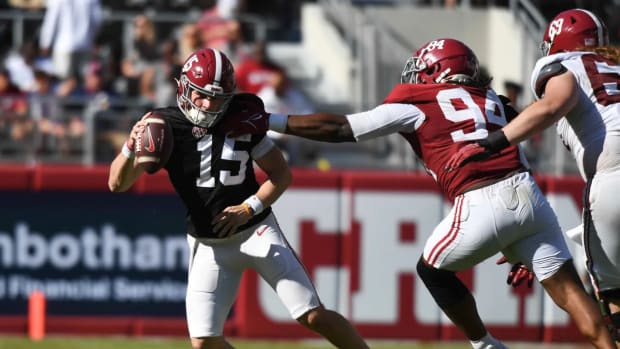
[0,336,593,349]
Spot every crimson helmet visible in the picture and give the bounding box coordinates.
[177,48,236,127]
[541,9,609,56]
[401,38,480,85]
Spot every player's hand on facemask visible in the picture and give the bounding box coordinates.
[497,256,535,288]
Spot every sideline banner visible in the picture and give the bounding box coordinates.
[0,191,187,317]
[0,165,587,342]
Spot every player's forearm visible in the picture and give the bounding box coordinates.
[255,168,291,210]
[108,153,143,192]
[271,113,356,142]
[504,72,577,145]
[503,98,566,145]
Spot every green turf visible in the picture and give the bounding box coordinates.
[0,336,592,349]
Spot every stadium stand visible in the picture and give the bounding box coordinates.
[0,0,617,174]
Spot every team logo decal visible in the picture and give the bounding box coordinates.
[182,55,199,73]
[145,127,156,152]
[192,126,208,139]
[242,113,264,130]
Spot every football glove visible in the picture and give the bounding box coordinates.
[444,130,510,172]
[496,256,534,288]
[218,93,270,136]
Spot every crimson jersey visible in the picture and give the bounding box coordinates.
[384,84,527,200]
[154,106,272,239]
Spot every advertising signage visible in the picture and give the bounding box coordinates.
[0,191,187,317]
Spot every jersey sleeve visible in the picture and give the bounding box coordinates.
[345,103,423,142]
[250,134,275,159]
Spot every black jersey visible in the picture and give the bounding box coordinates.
[154,106,273,238]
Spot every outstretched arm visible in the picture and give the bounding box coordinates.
[221,94,356,142]
[272,113,356,143]
[502,71,578,144]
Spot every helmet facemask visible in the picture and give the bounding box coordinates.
[176,74,234,128]
[401,56,428,84]
[540,40,551,56]
[401,53,479,86]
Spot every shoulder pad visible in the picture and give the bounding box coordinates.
[534,62,567,98]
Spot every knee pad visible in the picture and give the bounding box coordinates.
[416,257,470,308]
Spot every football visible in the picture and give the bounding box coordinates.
[135,113,174,174]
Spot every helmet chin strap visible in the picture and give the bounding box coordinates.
[188,107,219,128]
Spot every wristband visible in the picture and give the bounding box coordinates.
[269,113,288,133]
[121,141,135,159]
[243,195,264,216]
[480,130,510,153]
[241,203,253,217]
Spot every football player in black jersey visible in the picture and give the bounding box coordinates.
[107,48,369,349]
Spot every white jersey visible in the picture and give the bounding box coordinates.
[530,52,620,179]
[532,52,620,293]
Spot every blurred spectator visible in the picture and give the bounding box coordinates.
[73,61,116,104]
[88,34,121,98]
[153,39,182,107]
[39,0,103,97]
[196,0,242,63]
[0,69,31,156]
[235,40,287,95]
[178,23,203,61]
[3,40,39,92]
[0,69,27,115]
[121,14,158,103]
[8,0,44,10]
[29,69,62,156]
[216,0,243,19]
[236,40,314,164]
[503,80,523,111]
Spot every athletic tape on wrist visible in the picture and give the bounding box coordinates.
[241,203,253,217]
[243,195,264,216]
[269,114,288,133]
[121,141,135,159]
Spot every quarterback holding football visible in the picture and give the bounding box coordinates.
[107,48,369,349]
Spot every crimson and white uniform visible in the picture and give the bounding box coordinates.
[157,105,320,338]
[168,48,324,338]
[531,51,620,294]
[346,83,571,278]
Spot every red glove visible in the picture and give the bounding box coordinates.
[444,143,491,172]
[218,93,269,136]
[445,130,511,172]
[496,256,534,288]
